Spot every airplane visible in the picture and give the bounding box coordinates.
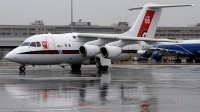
[5,3,194,72]
[140,40,200,63]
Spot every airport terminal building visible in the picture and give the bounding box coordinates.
[1,20,200,39]
[0,20,200,58]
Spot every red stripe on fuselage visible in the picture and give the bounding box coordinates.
[62,50,79,54]
[122,50,137,53]
[137,10,155,37]
[20,50,80,54]
[21,50,136,54]
[33,50,58,54]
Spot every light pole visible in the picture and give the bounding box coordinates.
[71,0,73,33]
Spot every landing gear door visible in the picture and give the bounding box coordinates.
[45,37,55,50]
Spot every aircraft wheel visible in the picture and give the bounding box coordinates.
[175,59,181,63]
[195,59,200,63]
[102,66,108,71]
[96,58,109,71]
[96,63,108,71]
[186,58,193,63]
[97,66,108,71]
[96,63,102,71]
[71,64,81,71]
[96,58,103,70]
[19,66,26,72]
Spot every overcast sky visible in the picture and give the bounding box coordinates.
[0,0,199,27]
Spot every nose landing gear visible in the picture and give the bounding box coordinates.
[19,66,26,72]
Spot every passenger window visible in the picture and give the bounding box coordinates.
[69,44,71,47]
[36,42,41,47]
[21,42,30,46]
[65,44,67,47]
[30,42,36,47]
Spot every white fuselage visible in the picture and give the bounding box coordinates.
[5,33,150,65]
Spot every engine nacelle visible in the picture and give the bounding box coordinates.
[141,50,152,58]
[101,46,122,59]
[151,51,162,60]
[79,45,100,57]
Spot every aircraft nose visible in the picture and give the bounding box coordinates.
[5,50,17,61]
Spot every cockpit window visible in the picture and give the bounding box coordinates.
[36,42,41,47]
[30,42,36,47]
[21,42,30,46]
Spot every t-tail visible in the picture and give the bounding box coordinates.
[122,3,195,38]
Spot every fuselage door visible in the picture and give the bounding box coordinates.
[45,37,55,50]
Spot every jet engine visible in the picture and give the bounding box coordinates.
[101,46,122,59]
[79,45,100,57]
[140,50,152,58]
[151,51,162,61]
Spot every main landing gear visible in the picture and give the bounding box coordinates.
[174,56,182,63]
[194,58,200,63]
[186,57,194,63]
[71,64,81,71]
[96,58,108,71]
[174,58,181,63]
[186,58,200,63]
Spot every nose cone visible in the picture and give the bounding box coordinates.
[5,50,16,61]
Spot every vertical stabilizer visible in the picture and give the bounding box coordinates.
[123,3,194,38]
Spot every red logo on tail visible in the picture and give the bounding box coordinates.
[137,10,155,37]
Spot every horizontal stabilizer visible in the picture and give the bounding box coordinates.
[128,4,195,11]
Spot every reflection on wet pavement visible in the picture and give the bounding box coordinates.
[0,63,200,112]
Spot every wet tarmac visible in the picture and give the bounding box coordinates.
[0,60,200,112]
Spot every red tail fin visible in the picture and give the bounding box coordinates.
[137,10,155,37]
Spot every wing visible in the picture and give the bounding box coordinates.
[78,33,176,46]
[149,47,188,56]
